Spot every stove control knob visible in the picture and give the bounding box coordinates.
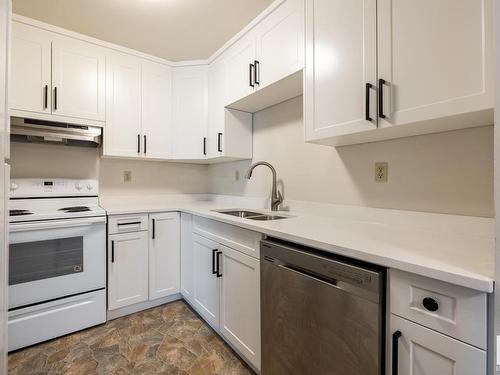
[86,184,93,191]
[10,182,18,191]
[75,183,83,191]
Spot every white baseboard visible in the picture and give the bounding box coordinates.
[107,293,182,320]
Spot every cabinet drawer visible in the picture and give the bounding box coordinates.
[390,269,487,349]
[192,216,262,259]
[108,214,148,234]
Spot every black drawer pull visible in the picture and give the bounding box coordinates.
[365,83,373,122]
[249,63,255,88]
[111,240,115,263]
[392,330,402,375]
[216,251,222,277]
[152,219,156,239]
[137,134,140,153]
[117,221,141,226]
[203,137,207,156]
[217,132,222,152]
[54,87,58,110]
[212,249,218,274]
[378,78,387,119]
[44,85,48,109]
[422,297,439,312]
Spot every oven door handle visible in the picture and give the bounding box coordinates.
[9,217,106,232]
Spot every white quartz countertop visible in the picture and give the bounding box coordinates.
[102,196,495,293]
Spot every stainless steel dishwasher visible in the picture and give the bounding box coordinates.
[261,238,385,375]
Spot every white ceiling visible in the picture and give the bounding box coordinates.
[12,0,274,61]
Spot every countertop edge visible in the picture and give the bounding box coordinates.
[104,205,495,293]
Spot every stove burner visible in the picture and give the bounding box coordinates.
[59,206,91,213]
[10,209,33,216]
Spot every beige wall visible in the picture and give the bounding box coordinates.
[9,142,209,196]
[208,97,494,217]
[9,96,494,217]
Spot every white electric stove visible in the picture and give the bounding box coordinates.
[8,178,107,351]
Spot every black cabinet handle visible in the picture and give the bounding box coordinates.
[152,219,156,239]
[53,87,58,110]
[365,83,373,122]
[392,330,402,375]
[137,134,141,153]
[111,240,115,263]
[216,251,222,277]
[422,297,439,312]
[217,133,222,152]
[378,78,387,119]
[212,249,218,274]
[44,85,48,109]
[144,135,147,154]
[203,137,207,156]
[254,60,260,85]
[249,63,255,88]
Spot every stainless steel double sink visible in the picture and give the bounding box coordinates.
[213,209,289,221]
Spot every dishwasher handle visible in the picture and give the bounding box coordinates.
[279,264,338,288]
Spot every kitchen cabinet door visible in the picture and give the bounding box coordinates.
[224,34,256,106]
[149,212,180,300]
[51,35,105,121]
[220,245,260,370]
[108,231,149,310]
[10,22,52,115]
[171,65,208,159]
[304,0,377,142]
[180,213,194,302]
[104,52,142,158]
[255,0,304,88]
[191,233,220,330]
[390,315,486,375]
[142,61,172,160]
[377,0,493,128]
[207,59,225,158]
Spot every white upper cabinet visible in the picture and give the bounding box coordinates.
[10,22,52,115]
[142,61,172,160]
[255,0,304,88]
[224,33,257,106]
[304,0,377,142]
[305,0,494,146]
[149,212,180,301]
[224,0,305,111]
[171,65,208,160]
[208,59,253,160]
[10,21,105,124]
[377,0,493,128]
[104,51,142,158]
[51,35,105,122]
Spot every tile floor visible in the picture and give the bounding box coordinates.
[8,300,254,374]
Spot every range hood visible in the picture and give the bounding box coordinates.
[10,117,102,148]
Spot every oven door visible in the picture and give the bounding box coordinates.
[8,217,106,309]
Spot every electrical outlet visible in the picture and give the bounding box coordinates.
[123,170,132,183]
[235,170,240,181]
[375,162,388,183]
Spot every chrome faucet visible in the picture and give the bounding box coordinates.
[245,161,283,211]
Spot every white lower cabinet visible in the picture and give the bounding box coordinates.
[180,213,194,302]
[149,212,180,300]
[181,216,262,371]
[219,245,260,369]
[390,315,486,375]
[108,231,149,310]
[108,212,180,313]
[192,233,220,329]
